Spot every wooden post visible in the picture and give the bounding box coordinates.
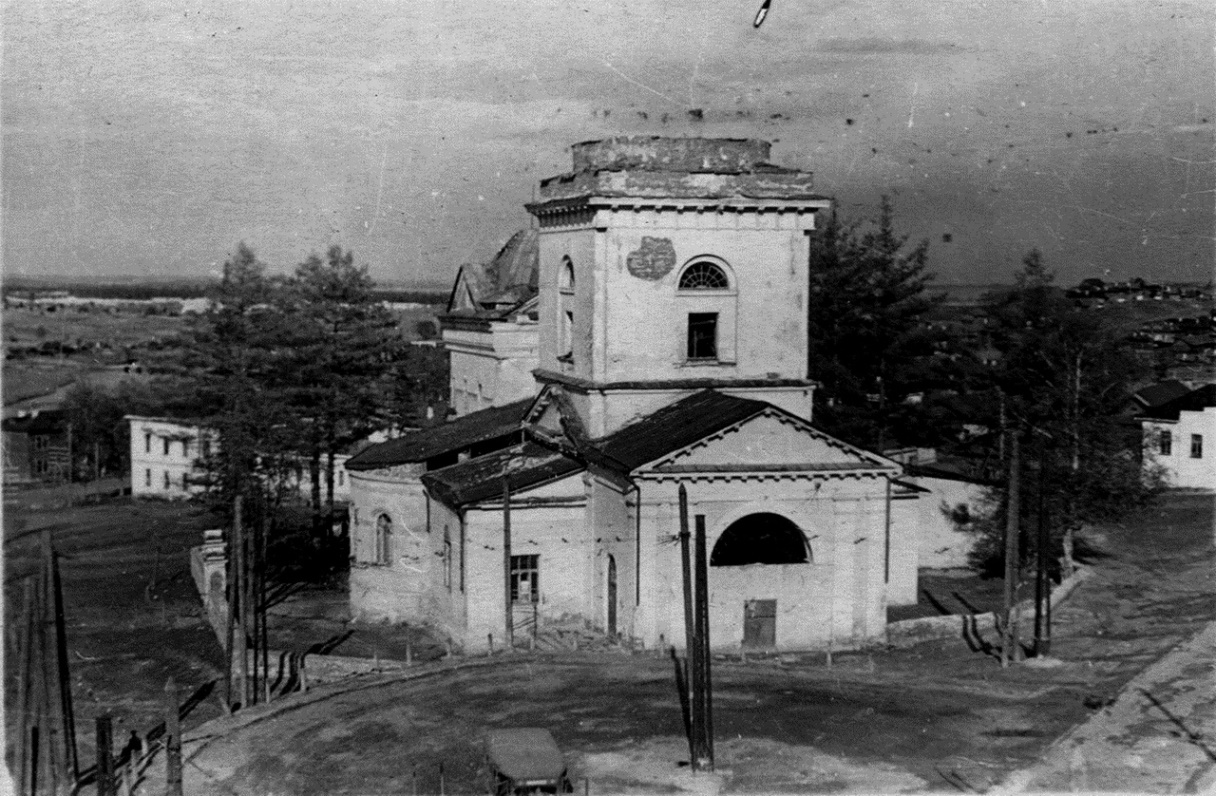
[677,485,696,770]
[96,715,115,796]
[261,514,271,705]
[1002,432,1021,668]
[233,495,249,706]
[670,647,691,756]
[502,478,514,650]
[29,726,40,796]
[1034,449,1047,656]
[694,514,714,769]
[438,762,445,796]
[15,578,34,796]
[164,678,183,796]
[50,537,77,782]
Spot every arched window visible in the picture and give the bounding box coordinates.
[678,261,730,290]
[375,513,393,565]
[443,526,453,589]
[558,256,575,361]
[710,513,810,566]
[559,257,575,292]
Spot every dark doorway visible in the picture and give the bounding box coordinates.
[607,555,618,636]
[743,599,777,648]
[710,513,810,566]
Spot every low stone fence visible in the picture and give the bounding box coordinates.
[887,566,1091,648]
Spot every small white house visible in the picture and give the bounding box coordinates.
[1139,384,1216,490]
[127,416,212,499]
[127,415,357,502]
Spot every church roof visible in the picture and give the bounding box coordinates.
[1136,384,1216,421]
[344,398,532,471]
[421,441,583,507]
[444,229,539,318]
[588,390,771,471]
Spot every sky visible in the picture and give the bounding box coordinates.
[3,0,1213,287]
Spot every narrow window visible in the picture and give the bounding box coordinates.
[559,258,575,361]
[202,439,211,459]
[1159,430,1172,456]
[163,471,170,489]
[145,468,152,487]
[182,439,190,458]
[163,438,170,456]
[338,470,344,486]
[687,313,718,360]
[443,526,453,590]
[145,432,152,453]
[510,554,540,603]
[1191,434,1204,459]
[375,513,393,565]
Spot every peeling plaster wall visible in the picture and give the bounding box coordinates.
[637,476,893,652]
[461,476,589,652]
[348,467,464,632]
[586,474,638,639]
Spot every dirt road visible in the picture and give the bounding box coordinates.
[172,493,1214,795]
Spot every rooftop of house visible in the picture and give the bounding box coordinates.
[344,397,532,471]
[1137,384,1216,422]
[444,229,539,320]
[421,441,583,507]
[1131,380,1192,409]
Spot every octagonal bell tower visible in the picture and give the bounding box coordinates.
[526,137,831,438]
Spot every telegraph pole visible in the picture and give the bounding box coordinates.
[1001,432,1022,667]
[677,485,696,769]
[694,514,714,769]
[502,478,513,649]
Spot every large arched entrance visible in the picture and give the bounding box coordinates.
[710,513,810,567]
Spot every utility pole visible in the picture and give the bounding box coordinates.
[1034,444,1052,657]
[694,514,714,770]
[1001,431,1022,668]
[677,485,696,769]
[502,478,513,650]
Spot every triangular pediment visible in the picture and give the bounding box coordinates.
[523,384,587,456]
[642,410,898,475]
[446,265,483,313]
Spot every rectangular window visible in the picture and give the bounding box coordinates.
[164,471,171,489]
[145,433,152,453]
[145,468,152,487]
[687,313,718,360]
[202,439,211,459]
[1191,434,1203,459]
[163,438,170,456]
[182,439,190,458]
[1159,430,1172,456]
[510,554,539,604]
[33,435,48,451]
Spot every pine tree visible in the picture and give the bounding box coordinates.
[806,196,936,449]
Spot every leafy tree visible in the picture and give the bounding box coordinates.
[807,196,937,449]
[965,250,1163,575]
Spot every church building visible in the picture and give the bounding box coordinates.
[346,137,921,653]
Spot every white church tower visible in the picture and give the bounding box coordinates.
[526,137,832,438]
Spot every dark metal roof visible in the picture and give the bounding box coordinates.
[1133,380,1192,409]
[1136,384,1216,422]
[422,442,583,507]
[344,398,532,471]
[589,390,770,471]
[444,229,539,319]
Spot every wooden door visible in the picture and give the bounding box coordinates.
[743,599,776,648]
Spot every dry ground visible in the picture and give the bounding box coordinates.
[6,491,1212,794]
